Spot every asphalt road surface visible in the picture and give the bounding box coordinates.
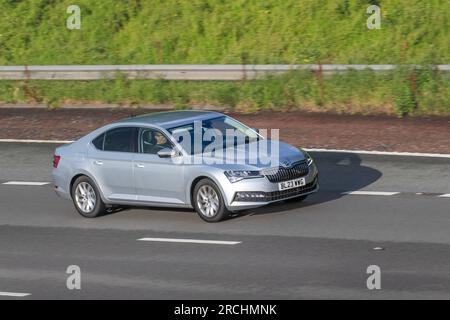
[0,142,449,299]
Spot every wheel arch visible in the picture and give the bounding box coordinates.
[69,171,108,203]
[189,176,210,208]
[188,174,227,208]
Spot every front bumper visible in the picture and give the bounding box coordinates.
[233,176,318,202]
[223,163,319,210]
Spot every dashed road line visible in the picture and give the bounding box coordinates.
[438,194,450,198]
[0,291,30,297]
[343,191,400,196]
[2,181,50,186]
[137,237,241,245]
[342,191,450,198]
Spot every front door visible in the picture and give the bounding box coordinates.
[133,128,185,204]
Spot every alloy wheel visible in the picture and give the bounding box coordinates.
[196,185,219,217]
[75,182,97,213]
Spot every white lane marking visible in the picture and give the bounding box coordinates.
[0,291,30,297]
[0,139,73,144]
[2,181,50,186]
[0,139,449,159]
[305,148,450,159]
[137,237,241,245]
[343,191,400,196]
[438,194,450,198]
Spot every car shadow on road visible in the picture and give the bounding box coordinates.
[236,152,382,217]
[99,152,382,220]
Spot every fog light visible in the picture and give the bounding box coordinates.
[235,192,266,202]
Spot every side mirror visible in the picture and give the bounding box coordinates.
[157,147,178,158]
[252,128,259,134]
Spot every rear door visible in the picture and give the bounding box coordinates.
[89,126,138,201]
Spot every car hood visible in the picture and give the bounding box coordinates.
[192,139,306,169]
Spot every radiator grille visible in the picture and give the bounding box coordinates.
[263,160,309,183]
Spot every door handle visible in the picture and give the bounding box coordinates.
[94,160,103,165]
[136,163,145,168]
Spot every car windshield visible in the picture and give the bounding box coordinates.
[167,116,260,155]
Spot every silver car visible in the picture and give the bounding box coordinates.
[52,111,319,222]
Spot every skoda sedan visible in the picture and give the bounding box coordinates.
[52,111,319,222]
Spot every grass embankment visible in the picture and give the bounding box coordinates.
[1,0,449,65]
[0,0,449,115]
[1,67,449,116]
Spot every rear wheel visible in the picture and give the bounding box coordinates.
[193,179,230,222]
[71,176,106,218]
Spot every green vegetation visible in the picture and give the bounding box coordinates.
[1,67,449,116]
[0,0,449,115]
[1,0,449,64]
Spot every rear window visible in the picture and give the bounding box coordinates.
[103,127,137,153]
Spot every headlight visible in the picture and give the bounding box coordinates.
[302,150,314,166]
[306,154,314,166]
[224,170,263,183]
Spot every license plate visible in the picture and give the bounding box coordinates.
[278,177,306,191]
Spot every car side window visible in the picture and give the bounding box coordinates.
[92,133,105,150]
[103,127,138,153]
[140,128,173,154]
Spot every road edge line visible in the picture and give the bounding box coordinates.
[0,139,74,144]
[1,139,450,158]
[305,148,450,159]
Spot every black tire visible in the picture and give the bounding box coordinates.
[71,176,106,218]
[193,178,230,222]
[284,194,308,203]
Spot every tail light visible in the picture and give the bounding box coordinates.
[53,155,61,168]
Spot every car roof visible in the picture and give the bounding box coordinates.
[115,110,224,129]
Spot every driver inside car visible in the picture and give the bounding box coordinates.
[142,130,172,154]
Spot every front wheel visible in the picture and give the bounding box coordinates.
[193,179,230,222]
[71,176,106,218]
